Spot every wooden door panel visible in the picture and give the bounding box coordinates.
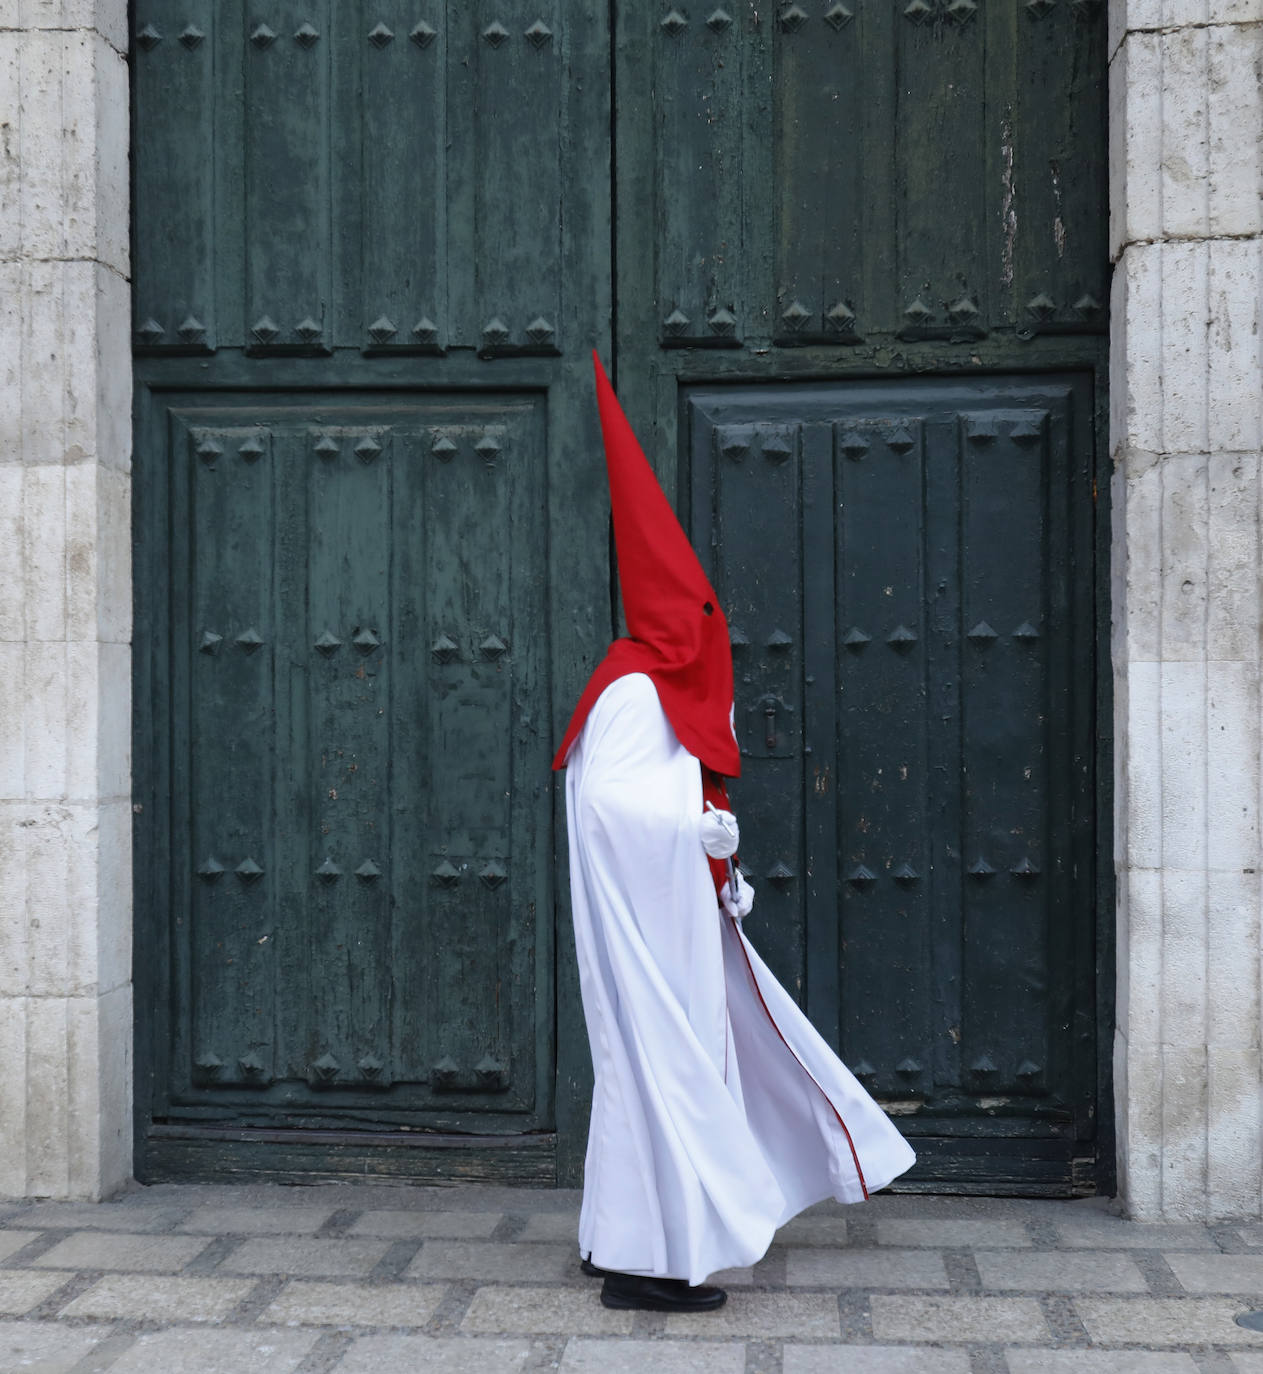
[157,394,551,1128]
[687,376,1098,1191]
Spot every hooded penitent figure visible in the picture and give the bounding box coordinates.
[556,354,915,1295]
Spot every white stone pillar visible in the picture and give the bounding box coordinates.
[1111,6,1263,1218]
[0,1,133,1199]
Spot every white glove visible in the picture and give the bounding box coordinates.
[720,869,755,921]
[699,803,740,859]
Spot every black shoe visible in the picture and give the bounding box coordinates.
[580,1255,608,1277]
[600,1271,727,1312]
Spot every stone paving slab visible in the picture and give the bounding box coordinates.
[664,1291,842,1338]
[870,1294,1050,1343]
[0,1231,41,1264]
[2,1184,1262,1371]
[0,1319,115,1374]
[175,1206,335,1236]
[58,1274,258,1323]
[3,1203,187,1232]
[784,1349,973,1373]
[786,1246,950,1289]
[1075,1297,1263,1345]
[347,1208,502,1239]
[462,1283,634,1334]
[215,1236,392,1278]
[559,1337,745,1373]
[262,1279,446,1328]
[404,1240,576,1282]
[877,1218,1034,1249]
[0,1270,70,1316]
[105,1326,319,1373]
[331,1334,534,1372]
[32,1232,210,1273]
[1164,1251,1263,1295]
[973,1249,1148,1293]
[1005,1354,1199,1372]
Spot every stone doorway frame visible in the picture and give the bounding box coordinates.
[2,0,1258,1219]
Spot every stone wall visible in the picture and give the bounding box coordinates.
[0,0,132,1199]
[1110,3,1263,1218]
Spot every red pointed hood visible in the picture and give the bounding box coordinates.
[552,354,740,776]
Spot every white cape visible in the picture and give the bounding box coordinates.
[566,673,916,1284]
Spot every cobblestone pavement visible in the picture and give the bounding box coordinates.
[2,1185,1262,1372]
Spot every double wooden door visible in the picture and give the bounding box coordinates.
[132,1,1109,1191]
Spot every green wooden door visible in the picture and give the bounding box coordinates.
[131,2,612,1182]
[611,2,1110,1194]
[133,2,1108,1190]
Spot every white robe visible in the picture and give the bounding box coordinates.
[566,672,916,1284]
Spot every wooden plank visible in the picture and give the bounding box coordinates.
[348,0,445,352]
[241,0,334,352]
[771,7,865,342]
[836,411,937,1098]
[130,0,218,351]
[142,1127,557,1187]
[187,418,278,1093]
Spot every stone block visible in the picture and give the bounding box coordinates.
[1208,29,1263,237]
[1115,1041,1168,1221]
[1207,870,1261,1044]
[869,1296,1049,1344]
[1159,459,1210,666]
[973,1250,1146,1293]
[348,1209,503,1240]
[1160,1046,1211,1218]
[1119,867,1162,1046]
[664,1291,840,1339]
[1206,662,1260,865]
[0,1320,113,1374]
[405,1241,575,1283]
[0,996,28,1197]
[561,1341,744,1374]
[1209,247,1263,453]
[1109,34,1162,255]
[1005,1354,1198,1373]
[1120,669,1161,876]
[1116,455,1163,666]
[1234,1356,1263,1373]
[1205,1049,1263,1219]
[217,1237,391,1279]
[0,1270,69,1315]
[333,1336,532,1374]
[8,261,130,469]
[875,1219,1032,1249]
[462,1284,632,1335]
[106,1326,319,1374]
[33,1230,208,1271]
[785,1351,971,1374]
[786,1248,949,1290]
[262,1279,446,1328]
[59,1273,255,1322]
[9,3,129,54]
[176,1206,335,1236]
[1207,453,1262,660]
[1158,865,1207,1047]
[1111,247,1162,458]
[1158,28,1211,239]
[9,31,128,275]
[1075,1296,1263,1345]
[22,465,67,641]
[0,468,24,642]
